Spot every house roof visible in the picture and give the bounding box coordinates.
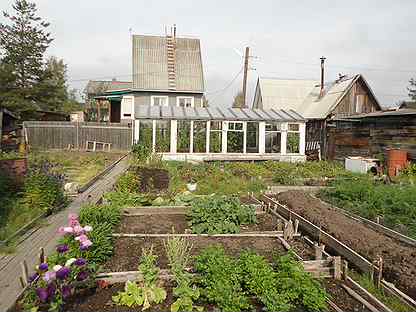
[85,80,132,95]
[135,105,304,122]
[255,74,380,119]
[337,108,416,119]
[132,35,204,93]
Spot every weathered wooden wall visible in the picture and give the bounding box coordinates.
[332,78,379,118]
[327,116,416,161]
[24,121,133,151]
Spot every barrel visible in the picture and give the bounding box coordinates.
[387,149,408,177]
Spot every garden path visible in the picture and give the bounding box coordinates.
[0,156,129,312]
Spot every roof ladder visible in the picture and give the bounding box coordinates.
[166,35,176,90]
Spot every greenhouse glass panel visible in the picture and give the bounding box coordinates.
[246,122,259,153]
[227,122,244,153]
[265,122,281,154]
[155,120,170,152]
[209,121,222,153]
[287,132,300,153]
[139,120,153,151]
[193,121,207,153]
[177,121,191,153]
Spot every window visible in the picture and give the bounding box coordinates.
[227,122,244,153]
[155,120,170,152]
[193,121,207,153]
[287,123,300,154]
[209,121,222,153]
[177,96,194,108]
[177,121,191,153]
[121,96,134,119]
[246,122,259,153]
[151,96,168,107]
[265,122,281,154]
[139,120,153,151]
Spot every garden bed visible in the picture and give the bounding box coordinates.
[102,236,286,272]
[278,190,416,299]
[117,213,280,234]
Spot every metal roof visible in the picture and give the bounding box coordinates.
[135,105,304,122]
[132,35,204,93]
[85,80,132,95]
[255,74,381,119]
[337,108,416,120]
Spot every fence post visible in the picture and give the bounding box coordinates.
[76,121,80,150]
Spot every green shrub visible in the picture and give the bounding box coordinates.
[79,204,121,228]
[103,191,153,207]
[132,143,152,163]
[195,245,250,312]
[115,170,141,193]
[188,195,256,234]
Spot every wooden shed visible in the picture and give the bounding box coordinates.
[326,109,416,162]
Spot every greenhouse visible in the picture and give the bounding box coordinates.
[133,106,306,162]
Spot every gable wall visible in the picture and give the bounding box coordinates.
[331,79,380,118]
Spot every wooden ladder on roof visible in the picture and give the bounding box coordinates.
[166,35,176,90]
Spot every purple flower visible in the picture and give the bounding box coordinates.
[56,267,71,280]
[39,263,48,271]
[56,244,69,253]
[43,271,56,282]
[76,271,89,281]
[61,285,72,300]
[47,283,56,300]
[74,258,86,266]
[28,273,39,283]
[36,287,49,303]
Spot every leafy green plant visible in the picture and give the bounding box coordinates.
[103,191,153,207]
[188,195,256,234]
[113,246,167,310]
[132,143,152,163]
[115,170,141,193]
[273,252,328,312]
[79,204,121,228]
[195,245,250,312]
[164,236,202,312]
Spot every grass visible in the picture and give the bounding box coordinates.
[29,150,123,185]
[320,175,416,239]
[349,272,412,312]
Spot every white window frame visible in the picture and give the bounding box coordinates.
[151,95,169,107]
[121,95,135,120]
[176,96,194,108]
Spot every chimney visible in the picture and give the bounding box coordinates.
[320,56,326,97]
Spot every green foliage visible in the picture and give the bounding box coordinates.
[132,143,152,163]
[320,175,416,238]
[164,236,202,312]
[273,252,328,312]
[239,251,291,311]
[0,151,22,160]
[79,204,121,228]
[113,247,167,310]
[188,195,256,234]
[115,170,141,193]
[195,246,250,312]
[104,191,154,207]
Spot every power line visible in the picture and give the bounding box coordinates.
[205,67,243,96]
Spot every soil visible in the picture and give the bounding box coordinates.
[278,191,416,299]
[289,237,316,260]
[117,213,282,234]
[103,236,285,272]
[134,166,170,192]
[322,279,371,312]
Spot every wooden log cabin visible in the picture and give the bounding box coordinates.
[252,74,382,159]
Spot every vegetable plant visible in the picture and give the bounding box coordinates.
[113,246,167,310]
[164,236,202,312]
[195,245,250,312]
[188,195,256,234]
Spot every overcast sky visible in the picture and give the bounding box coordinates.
[2,0,415,108]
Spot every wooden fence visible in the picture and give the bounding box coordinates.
[23,121,133,151]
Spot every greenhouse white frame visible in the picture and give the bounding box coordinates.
[133,106,306,162]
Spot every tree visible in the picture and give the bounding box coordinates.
[232,91,245,108]
[0,0,53,112]
[408,78,416,102]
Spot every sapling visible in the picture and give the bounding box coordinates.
[112,246,167,310]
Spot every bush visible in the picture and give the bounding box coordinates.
[79,204,121,229]
[132,143,152,163]
[115,170,140,193]
[188,195,256,234]
[195,245,250,312]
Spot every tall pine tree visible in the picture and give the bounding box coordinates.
[0,0,53,112]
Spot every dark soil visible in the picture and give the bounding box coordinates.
[278,191,416,299]
[134,166,170,192]
[322,279,371,312]
[103,236,285,271]
[289,237,316,260]
[117,213,281,234]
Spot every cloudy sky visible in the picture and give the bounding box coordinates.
[2,0,415,108]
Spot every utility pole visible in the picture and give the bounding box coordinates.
[320,56,326,97]
[242,46,250,108]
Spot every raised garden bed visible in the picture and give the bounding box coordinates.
[277,190,416,299]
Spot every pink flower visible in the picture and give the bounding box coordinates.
[80,239,92,250]
[73,225,84,235]
[57,227,65,235]
[75,234,88,242]
[63,227,74,234]
[68,214,79,227]
[83,225,93,232]
[43,271,56,282]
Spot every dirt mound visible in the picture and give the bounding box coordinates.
[278,190,416,299]
[135,167,170,192]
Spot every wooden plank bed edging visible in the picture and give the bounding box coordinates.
[260,194,376,274]
[112,232,301,238]
[122,206,265,216]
